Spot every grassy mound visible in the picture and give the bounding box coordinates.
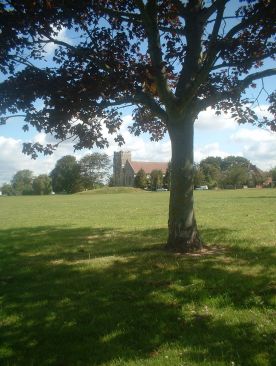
[77,186,145,194]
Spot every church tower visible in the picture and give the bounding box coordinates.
[113,151,132,186]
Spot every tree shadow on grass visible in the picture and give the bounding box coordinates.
[228,195,276,200]
[0,226,275,365]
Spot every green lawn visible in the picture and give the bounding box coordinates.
[0,189,275,366]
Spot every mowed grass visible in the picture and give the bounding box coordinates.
[0,189,275,366]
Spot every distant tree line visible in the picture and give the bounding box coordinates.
[194,156,273,189]
[1,170,52,196]
[0,153,110,195]
[130,164,171,191]
[271,168,276,186]
[131,156,274,191]
[1,155,275,195]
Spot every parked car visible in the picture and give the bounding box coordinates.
[195,185,208,190]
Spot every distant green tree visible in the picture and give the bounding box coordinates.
[108,176,115,187]
[79,153,110,189]
[193,164,206,187]
[221,156,250,171]
[163,162,171,190]
[270,167,276,184]
[200,159,222,188]
[150,170,163,191]
[134,169,147,189]
[202,157,223,169]
[50,156,81,194]
[1,183,15,196]
[270,167,276,181]
[223,165,248,188]
[32,175,52,195]
[11,169,33,195]
[221,156,263,188]
[247,169,265,187]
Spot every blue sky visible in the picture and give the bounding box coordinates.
[0,10,276,186]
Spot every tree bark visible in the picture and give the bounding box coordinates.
[166,116,202,252]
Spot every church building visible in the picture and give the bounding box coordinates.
[113,151,168,186]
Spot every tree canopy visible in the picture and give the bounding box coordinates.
[150,169,163,190]
[32,174,52,195]
[79,153,110,189]
[0,0,275,157]
[197,155,264,188]
[11,169,33,195]
[50,155,81,193]
[270,167,276,187]
[134,169,148,189]
[0,183,15,196]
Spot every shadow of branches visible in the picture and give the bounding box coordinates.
[0,225,275,365]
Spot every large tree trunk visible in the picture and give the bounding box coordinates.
[166,116,202,252]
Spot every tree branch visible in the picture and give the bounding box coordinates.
[136,0,175,107]
[211,49,276,71]
[7,55,42,71]
[206,15,243,24]
[98,92,168,122]
[134,92,168,122]
[239,68,276,89]
[176,1,226,109]
[0,114,27,124]
[158,25,186,36]
[223,12,260,41]
[203,1,226,66]
[202,0,230,23]
[40,37,76,52]
[98,6,141,23]
[36,37,113,73]
[198,68,276,110]
[175,5,203,100]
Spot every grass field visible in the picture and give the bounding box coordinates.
[0,189,275,366]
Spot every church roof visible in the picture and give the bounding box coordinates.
[128,161,168,174]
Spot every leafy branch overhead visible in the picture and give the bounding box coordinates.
[0,0,275,156]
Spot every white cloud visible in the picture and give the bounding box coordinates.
[0,136,39,185]
[0,134,86,186]
[253,104,272,119]
[194,142,230,163]
[195,104,273,131]
[0,137,23,184]
[33,131,56,144]
[195,108,237,130]
[231,128,275,143]
[44,27,71,55]
[231,127,276,170]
